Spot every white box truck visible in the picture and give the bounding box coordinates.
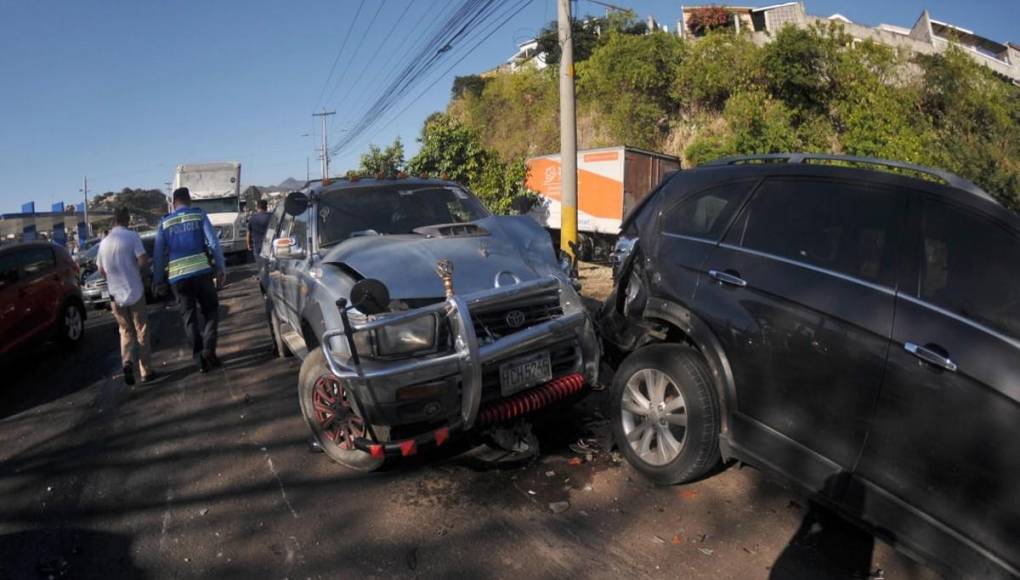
[172,162,247,261]
[525,146,680,261]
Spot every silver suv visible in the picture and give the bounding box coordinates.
[260,178,598,471]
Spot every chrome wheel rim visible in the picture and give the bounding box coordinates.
[620,368,687,466]
[65,306,83,341]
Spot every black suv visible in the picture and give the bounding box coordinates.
[601,154,1018,579]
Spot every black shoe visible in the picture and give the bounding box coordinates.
[123,364,135,386]
[142,371,159,383]
[198,355,210,374]
[206,353,223,368]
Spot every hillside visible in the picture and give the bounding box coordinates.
[441,22,1020,211]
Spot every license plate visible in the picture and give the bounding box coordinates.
[101,290,110,299]
[499,351,552,397]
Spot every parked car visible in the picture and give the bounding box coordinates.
[80,232,161,310]
[601,154,1019,579]
[0,242,86,356]
[261,178,599,471]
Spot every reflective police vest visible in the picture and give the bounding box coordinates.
[158,207,214,284]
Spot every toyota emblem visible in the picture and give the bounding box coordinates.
[505,310,526,329]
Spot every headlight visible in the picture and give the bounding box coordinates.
[610,235,638,280]
[216,225,233,240]
[352,313,438,358]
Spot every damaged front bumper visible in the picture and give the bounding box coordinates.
[321,276,599,456]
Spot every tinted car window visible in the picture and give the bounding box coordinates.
[0,252,19,289]
[726,178,902,286]
[917,200,1020,339]
[662,183,750,240]
[18,246,56,277]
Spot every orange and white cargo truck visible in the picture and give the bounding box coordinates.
[525,146,680,260]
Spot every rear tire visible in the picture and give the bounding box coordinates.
[56,300,86,348]
[611,344,720,485]
[298,348,384,472]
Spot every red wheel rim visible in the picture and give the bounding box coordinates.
[312,375,365,450]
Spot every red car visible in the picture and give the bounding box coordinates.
[0,242,86,356]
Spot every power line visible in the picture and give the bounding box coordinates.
[321,0,388,114]
[332,0,432,125]
[329,1,457,140]
[335,0,533,156]
[314,0,366,112]
[331,0,517,155]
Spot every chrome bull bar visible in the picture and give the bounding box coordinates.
[320,276,586,429]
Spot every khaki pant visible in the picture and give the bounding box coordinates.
[112,298,152,378]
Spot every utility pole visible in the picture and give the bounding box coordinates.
[558,0,578,260]
[312,110,336,180]
[81,176,90,237]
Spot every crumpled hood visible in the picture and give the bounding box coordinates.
[322,217,553,299]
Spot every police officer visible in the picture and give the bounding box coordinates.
[153,187,227,373]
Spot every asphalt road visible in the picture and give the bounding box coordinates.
[0,265,941,580]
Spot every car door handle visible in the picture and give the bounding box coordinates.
[708,269,747,287]
[904,342,958,372]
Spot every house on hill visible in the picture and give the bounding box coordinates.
[677,2,1020,83]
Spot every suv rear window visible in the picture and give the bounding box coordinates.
[917,201,1020,339]
[725,178,903,286]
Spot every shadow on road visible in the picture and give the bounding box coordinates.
[0,527,145,580]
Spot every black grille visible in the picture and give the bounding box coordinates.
[479,340,579,401]
[471,294,563,341]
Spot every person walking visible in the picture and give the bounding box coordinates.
[152,187,226,373]
[97,207,154,385]
[246,198,272,268]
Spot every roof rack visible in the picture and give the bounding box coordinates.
[704,153,996,203]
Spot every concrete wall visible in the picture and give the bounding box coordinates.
[763,2,806,31]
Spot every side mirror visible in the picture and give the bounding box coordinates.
[284,191,309,217]
[349,278,390,315]
[272,237,292,258]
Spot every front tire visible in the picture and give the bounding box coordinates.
[298,348,383,472]
[611,344,720,485]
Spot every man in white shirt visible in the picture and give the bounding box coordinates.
[97,207,154,385]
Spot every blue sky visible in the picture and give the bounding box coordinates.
[0,0,1015,213]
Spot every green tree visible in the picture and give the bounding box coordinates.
[918,48,1020,209]
[407,114,532,214]
[579,31,682,149]
[672,31,762,112]
[450,67,559,160]
[451,74,488,100]
[358,137,405,178]
[761,25,828,112]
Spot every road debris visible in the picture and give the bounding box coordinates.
[698,548,714,556]
[671,534,683,545]
[549,501,570,514]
